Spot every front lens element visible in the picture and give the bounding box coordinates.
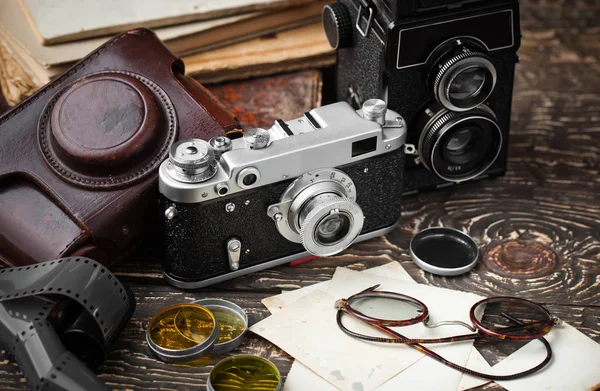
[448,67,487,101]
[315,212,351,245]
[298,193,364,256]
[445,128,474,154]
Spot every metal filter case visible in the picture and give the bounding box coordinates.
[146,303,220,363]
[207,355,282,391]
[192,299,248,355]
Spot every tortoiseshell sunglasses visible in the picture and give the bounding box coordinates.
[334,285,561,380]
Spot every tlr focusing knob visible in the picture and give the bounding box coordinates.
[323,3,353,49]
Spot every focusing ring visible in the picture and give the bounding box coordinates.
[420,105,502,183]
[433,48,497,112]
[300,196,364,256]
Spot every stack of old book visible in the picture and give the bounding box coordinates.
[0,0,334,105]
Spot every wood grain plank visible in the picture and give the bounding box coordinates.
[1,0,599,390]
[1,283,598,390]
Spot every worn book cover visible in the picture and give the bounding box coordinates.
[0,20,334,88]
[19,0,314,44]
[186,22,335,84]
[1,0,327,67]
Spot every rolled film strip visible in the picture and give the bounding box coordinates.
[0,257,136,391]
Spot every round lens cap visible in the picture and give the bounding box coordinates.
[409,227,479,276]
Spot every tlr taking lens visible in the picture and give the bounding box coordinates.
[418,104,502,183]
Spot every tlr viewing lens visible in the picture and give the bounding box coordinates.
[449,68,487,101]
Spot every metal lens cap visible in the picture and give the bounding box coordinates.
[409,227,479,276]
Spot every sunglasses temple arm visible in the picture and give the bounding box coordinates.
[379,322,552,381]
[337,311,553,381]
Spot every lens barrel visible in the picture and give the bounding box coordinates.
[418,103,502,183]
[298,193,363,256]
[270,168,364,257]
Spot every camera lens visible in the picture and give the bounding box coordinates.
[298,192,363,256]
[315,209,351,245]
[271,169,364,257]
[418,104,502,182]
[432,47,496,112]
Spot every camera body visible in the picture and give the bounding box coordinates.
[323,0,521,194]
[159,100,407,288]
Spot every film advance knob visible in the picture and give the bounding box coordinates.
[323,3,353,50]
[362,99,387,126]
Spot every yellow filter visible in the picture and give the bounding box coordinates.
[210,307,246,344]
[208,355,281,391]
[147,304,217,357]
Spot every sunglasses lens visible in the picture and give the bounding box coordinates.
[473,298,552,338]
[349,295,425,322]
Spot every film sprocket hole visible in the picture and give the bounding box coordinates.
[323,0,521,194]
[158,100,407,289]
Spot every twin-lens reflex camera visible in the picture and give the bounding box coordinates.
[159,99,407,288]
[323,0,521,194]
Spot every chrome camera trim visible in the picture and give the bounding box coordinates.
[159,102,407,204]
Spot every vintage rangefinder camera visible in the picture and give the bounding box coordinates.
[323,0,521,194]
[158,99,407,288]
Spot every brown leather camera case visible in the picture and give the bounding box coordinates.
[0,29,241,267]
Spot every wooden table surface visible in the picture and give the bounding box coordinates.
[1,0,599,390]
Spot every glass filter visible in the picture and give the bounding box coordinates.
[207,355,281,391]
[146,303,219,363]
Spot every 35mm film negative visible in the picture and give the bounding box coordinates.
[0,257,135,391]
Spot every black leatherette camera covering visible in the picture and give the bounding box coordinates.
[160,148,404,283]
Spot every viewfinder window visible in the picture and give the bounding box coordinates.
[352,137,377,157]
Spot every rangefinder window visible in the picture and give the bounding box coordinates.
[352,137,378,157]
